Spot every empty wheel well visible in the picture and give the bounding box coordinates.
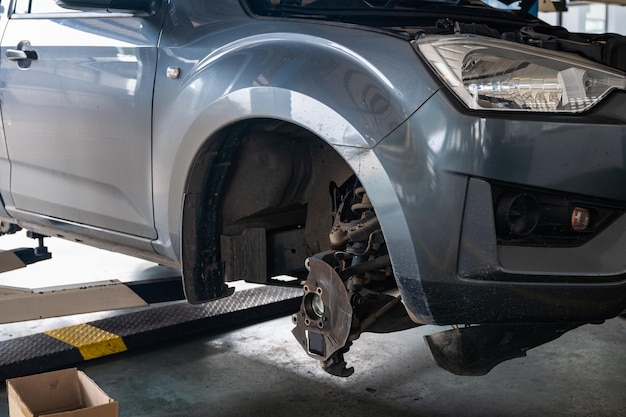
[219,120,354,282]
[181,119,355,301]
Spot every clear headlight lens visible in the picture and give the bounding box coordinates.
[415,35,626,113]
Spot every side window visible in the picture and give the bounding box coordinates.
[13,0,82,14]
[13,0,32,14]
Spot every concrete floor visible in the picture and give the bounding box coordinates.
[1,232,625,416]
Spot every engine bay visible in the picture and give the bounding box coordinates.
[418,19,626,72]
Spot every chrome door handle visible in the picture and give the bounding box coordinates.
[6,49,38,61]
[6,41,38,68]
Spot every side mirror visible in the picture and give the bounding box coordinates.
[55,0,158,14]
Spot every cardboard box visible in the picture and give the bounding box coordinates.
[6,368,118,417]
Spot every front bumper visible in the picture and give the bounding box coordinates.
[372,89,626,325]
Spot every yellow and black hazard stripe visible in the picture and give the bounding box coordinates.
[45,324,127,361]
[0,285,302,381]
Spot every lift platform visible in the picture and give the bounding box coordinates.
[0,232,152,323]
[0,232,51,274]
[0,234,303,381]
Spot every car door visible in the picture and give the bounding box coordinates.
[0,0,164,238]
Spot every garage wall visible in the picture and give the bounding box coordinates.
[540,3,626,35]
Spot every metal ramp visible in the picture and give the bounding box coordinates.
[0,285,302,381]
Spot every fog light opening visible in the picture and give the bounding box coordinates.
[497,193,540,237]
[571,207,591,231]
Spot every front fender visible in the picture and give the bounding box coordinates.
[332,144,435,324]
[153,86,370,262]
[151,8,440,260]
[155,6,438,145]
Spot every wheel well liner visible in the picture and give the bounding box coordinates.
[181,119,354,303]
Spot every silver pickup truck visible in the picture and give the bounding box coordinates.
[1,0,625,376]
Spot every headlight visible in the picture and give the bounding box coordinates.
[414,35,626,113]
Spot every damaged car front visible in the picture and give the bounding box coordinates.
[247,0,626,376]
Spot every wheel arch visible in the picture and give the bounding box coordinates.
[152,63,433,318]
[177,112,432,325]
[178,114,359,303]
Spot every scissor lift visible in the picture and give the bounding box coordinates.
[0,233,302,381]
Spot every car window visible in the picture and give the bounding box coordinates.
[13,0,84,14]
[13,0,31,14]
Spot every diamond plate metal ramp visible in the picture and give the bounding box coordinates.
[0,285,302,381]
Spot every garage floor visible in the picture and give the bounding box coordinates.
[1,232,625,417]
